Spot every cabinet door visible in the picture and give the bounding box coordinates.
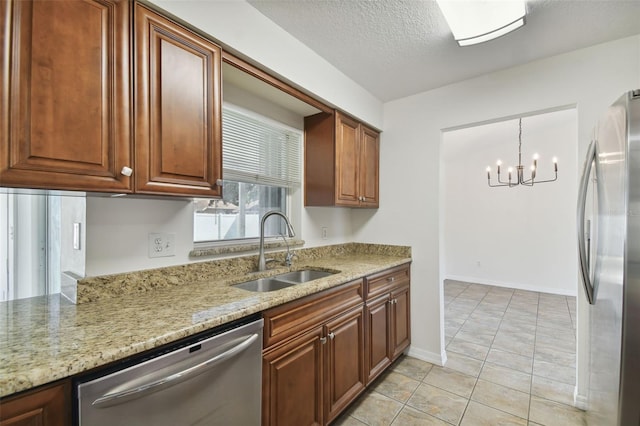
[334,112,360,206]
[365,294,391,384]
[0,0,132,192]
[391,285,411,359]
[0,381,70,426]
[359,125,379,207]
[135,5,222,197]
[263,327,324,426]
[324,307,366,423]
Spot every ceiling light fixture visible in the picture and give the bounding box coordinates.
[486,118,558,188]
[436,0,526,47]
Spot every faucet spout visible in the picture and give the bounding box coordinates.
[258,211,295,271]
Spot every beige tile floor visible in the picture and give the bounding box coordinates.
[333,280,586,425]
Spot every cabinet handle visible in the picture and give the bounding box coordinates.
[328,332,335,340]
[391,299,397,305]
[387,276,395,283]
[120,166,133,177]
[320,337,327,344]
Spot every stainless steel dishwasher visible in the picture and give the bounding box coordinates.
[75,316,263,426]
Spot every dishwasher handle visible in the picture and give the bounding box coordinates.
[92,332,259,408]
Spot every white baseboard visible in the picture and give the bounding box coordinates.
[407,346,446,366]
[574,386,588,410]
[445,274,577,297]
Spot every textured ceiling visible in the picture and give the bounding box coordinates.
[247,0,640,102]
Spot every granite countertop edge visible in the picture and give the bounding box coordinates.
[0,250,411,398]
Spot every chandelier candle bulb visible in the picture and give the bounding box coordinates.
[486,166,491,179]
[553,157,558,172]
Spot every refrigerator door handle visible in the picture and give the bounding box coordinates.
[578,139,597,305]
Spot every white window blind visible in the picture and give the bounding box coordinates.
[222,105,302,188]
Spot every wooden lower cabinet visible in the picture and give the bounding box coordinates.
[0,380,70,426]
[390,285,411,359]
[324,308,366,424]
[263,326,324,426]
[365,294,392,383]
[364,265,412,384]
[262,264,411,426]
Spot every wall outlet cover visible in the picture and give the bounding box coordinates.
[148,233,176,258]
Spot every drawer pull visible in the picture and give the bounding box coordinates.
[387,276,395,283]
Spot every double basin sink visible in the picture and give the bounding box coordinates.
[233,269,336,292]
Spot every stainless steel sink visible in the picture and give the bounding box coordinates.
[232,277,296,292]
[232,269,337,292]
[273,269,335,283]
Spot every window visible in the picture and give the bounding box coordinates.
[1,192,62,301]
[194,104,302,244]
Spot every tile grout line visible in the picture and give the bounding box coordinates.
[528,289,541,423]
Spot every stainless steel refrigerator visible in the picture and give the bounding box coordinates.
[578,89,640,425]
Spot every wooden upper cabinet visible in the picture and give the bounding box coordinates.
[305,110,380,208]
[0,0,132,192]
[134,4,222,197]
[334,113,360,206]
[359,125,380,208]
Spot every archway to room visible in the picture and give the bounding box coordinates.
[438,107,579,408]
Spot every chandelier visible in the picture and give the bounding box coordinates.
[486,118,558,187]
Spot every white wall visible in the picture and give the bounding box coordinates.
[85,196,353,277]
[442,109,578,296]
[149,0,383,129]
[352,35,640,388]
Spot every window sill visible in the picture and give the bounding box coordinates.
[189,239,305,259]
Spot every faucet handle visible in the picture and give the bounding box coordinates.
[285,251,298,267]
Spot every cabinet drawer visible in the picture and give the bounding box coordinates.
[263,279,364,349]
[365,264,410,300]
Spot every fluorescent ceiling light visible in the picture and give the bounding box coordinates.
[436,0,526,46]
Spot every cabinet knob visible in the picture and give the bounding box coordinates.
[328,332,335,340]
[120,166,133,177]
[320,337,327,344]
[387,276,395,283]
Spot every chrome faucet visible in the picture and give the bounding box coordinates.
[258,211,295,271]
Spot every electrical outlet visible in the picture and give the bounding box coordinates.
[148,233,176,258]
[321,227,328,240]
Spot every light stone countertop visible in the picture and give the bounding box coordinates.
[0,243,411,398]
